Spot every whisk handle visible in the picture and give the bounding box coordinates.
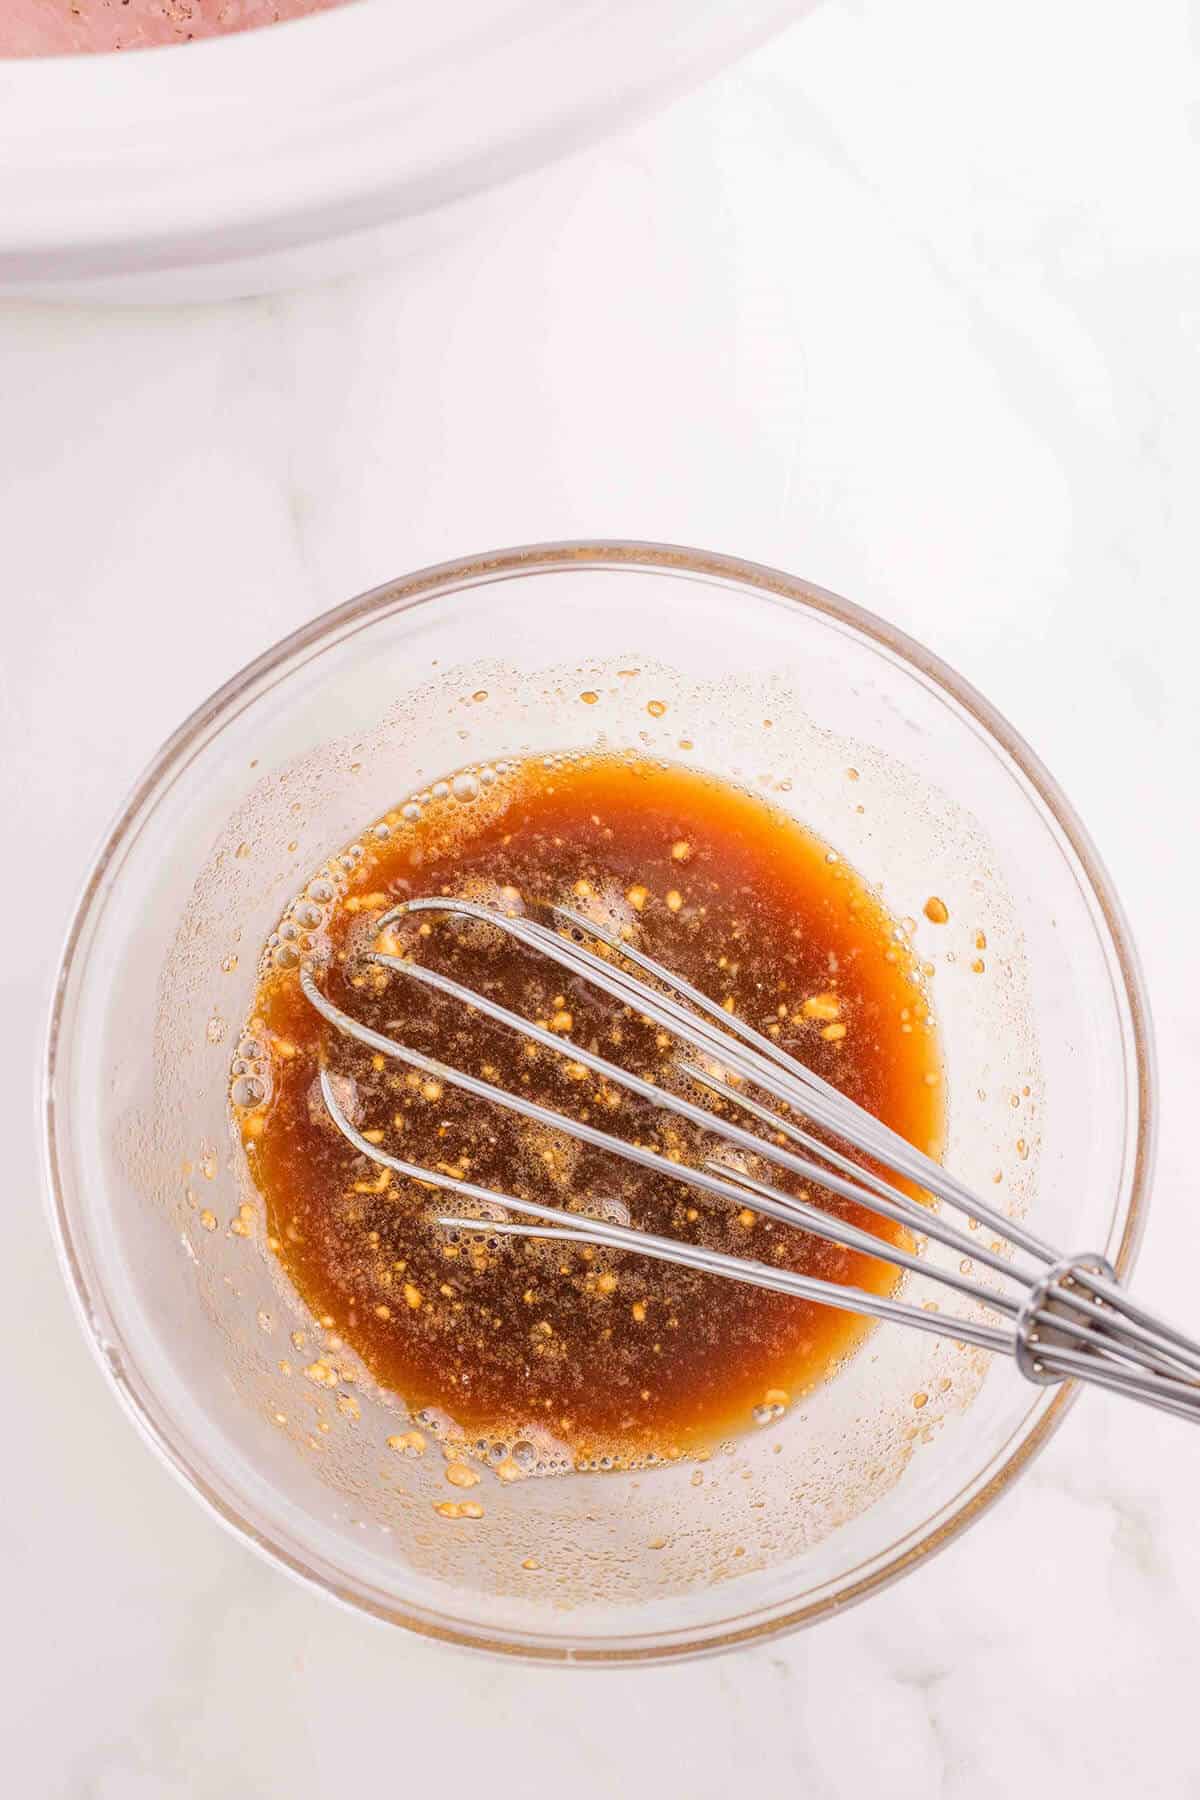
[1016,1254,1200,1421]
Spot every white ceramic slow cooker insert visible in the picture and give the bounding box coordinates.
[0,0,805,302]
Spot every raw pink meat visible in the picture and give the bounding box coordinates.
[1,0,349,56]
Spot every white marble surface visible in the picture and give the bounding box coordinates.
[4,0,1200,1791]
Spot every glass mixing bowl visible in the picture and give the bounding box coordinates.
[43,542,1154,1663]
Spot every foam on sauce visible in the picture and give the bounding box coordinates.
[234,754,944,1465]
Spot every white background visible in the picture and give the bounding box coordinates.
[4,2,1200,1793]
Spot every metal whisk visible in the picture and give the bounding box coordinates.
[300,896,1200,1422]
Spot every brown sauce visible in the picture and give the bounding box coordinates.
[236,755,943,1463]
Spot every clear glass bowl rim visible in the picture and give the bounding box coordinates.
[42,539,1156,1664]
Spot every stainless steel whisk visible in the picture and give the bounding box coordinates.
[300,897,1200,1422]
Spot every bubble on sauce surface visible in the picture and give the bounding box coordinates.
[308,1071,361,1130]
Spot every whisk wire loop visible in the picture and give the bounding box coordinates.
[299,897,1200,1423]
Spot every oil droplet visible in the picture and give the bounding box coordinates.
[580,691,599,705]
[646,699,667,718]
[923,896,949,924]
